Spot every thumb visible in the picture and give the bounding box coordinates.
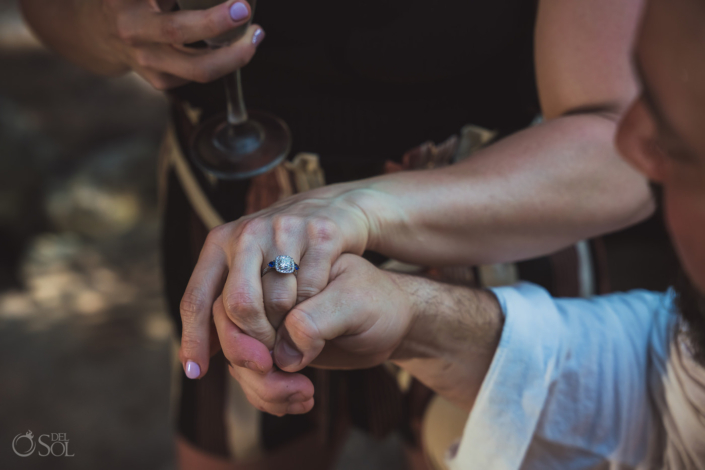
[273,265,358,372]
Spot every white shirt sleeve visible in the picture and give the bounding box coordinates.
[449,282,674,470]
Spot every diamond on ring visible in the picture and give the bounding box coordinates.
[262,255,299,277]
[274,255,297,273]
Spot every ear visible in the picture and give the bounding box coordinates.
[616,97,669,183]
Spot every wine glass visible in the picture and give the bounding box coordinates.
[177,0,291,179]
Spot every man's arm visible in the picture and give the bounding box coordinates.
[388,276,504,412]
[272,257,668,467]
[211,254,506,416]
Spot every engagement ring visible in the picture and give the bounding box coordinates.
[262,255,299,277]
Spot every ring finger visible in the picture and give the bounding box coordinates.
[261,252,300,329]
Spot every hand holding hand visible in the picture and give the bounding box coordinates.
[212,295,316,416]
[211,254,413,416]
[179,184,387,377]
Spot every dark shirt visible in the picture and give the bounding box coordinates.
[169,0,539,219]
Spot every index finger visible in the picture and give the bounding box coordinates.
[221,244,277,349]
[119,0,251,45]
[179,240,228,379]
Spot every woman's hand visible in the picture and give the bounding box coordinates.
[22,0,263,90]
[178,184,391,378]
[101,0,263,89]
[211,295,316,417]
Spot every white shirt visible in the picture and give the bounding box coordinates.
[449,283,705,470]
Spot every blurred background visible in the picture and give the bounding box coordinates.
[0,0,175,467]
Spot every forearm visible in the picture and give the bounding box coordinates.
[389,274,504,412]
[21,0,129,75]
[350,112,653,265]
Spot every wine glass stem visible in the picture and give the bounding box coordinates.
[224,70,248,126]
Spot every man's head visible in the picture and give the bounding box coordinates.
[616,0,705,359]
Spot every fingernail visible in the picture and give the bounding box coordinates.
[288,392,308,403]
[185,361,201,379]
[275,339,302,369]
[252,28,265,46]
[244,360,264,374]
[230,2,249,21]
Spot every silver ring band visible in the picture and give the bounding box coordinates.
[262,255,299,277]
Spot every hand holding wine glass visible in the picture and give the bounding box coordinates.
[92,0,262,90]
[176,0,292,180]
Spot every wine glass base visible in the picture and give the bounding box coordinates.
[189,110,291,180]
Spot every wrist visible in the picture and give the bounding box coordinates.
[387,273,444,362]
[339,179,407,254]
[389,278,505,364]
[386,278,505,411]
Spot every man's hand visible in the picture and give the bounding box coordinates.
[213,254,504,416]
[273,254,414,372]
[22,0,262,89]
[209,255,413,416]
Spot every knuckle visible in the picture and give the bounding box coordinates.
[180,288,209,322]
[266,293,295,314]
[223,289,260,318]
[306,218,338,244]
[240,217,268,238]
[181,334,206,354]
[272,214,302,237]
[285,309,318,346]
[296,284,320,302]
[206,224,230,246]
[203,12,225,39]
[133,49,152,67]
[160,17,185,44]
[115,19,137,45]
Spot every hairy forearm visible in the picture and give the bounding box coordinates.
[21,0,129,75]
[350,112,653,266]
[389,274,504,412]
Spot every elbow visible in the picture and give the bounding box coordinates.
[560,102,631,125]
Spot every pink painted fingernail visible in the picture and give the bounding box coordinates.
[230,2,249,21]
[252,28,265,46]
[185,361,201,379]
